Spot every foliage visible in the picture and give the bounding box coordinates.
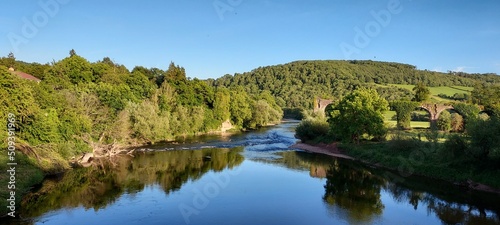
[437,111,451,131]
[390,101,419,129]
[295,117,330,143]
[214,60,499,110]
[412,82,431,102]
[443,134,468,158]
[387,132,423,153]
[471,83,500,115]
[452,103,480,126]
[466,117,500,159]
[450,113,464,132]
[0,54,284,176]
[326,89,388,143]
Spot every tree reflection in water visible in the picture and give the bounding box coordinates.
[286,151,500,225]
[322,160,385,224]
[19,147,244,219]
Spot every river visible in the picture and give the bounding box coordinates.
[2,121,500,225]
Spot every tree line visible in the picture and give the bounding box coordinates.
[0,51,282,172]
[211,60,500,110]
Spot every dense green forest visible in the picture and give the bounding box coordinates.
[211,60,500,110]
[0,52,282,172]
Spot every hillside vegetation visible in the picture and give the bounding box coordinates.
[212,60,500,109]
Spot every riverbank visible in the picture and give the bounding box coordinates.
[290,143,353,160]
[291,142,500,194]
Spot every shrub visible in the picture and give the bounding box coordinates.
[387,132,422,152]
[295,118,330,143]
[450,113,464,132]
[437,111,451,131]
[443,134,468,158]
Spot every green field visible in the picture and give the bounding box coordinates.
[384,110,430,129]
[386,84,472,103]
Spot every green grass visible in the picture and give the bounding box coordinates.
[383,111,430,129]
[0,153,44,216]
[386,84,473,103]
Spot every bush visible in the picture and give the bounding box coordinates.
[387,132,422,152]
[443,134,468,158]
[437,111,451,131]
[450,113,464,132]
[295,118,330,143]
[466,117,500,159]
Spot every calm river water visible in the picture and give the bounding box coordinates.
[3,121,500,225]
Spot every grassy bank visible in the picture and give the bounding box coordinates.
[339,139,500,190]
[0,152,44,217]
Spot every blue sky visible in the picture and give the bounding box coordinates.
[1,0,499,79]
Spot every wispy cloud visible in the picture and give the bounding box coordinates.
[452,66,475,72]
[431,67,443,72]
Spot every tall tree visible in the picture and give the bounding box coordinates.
[7,52,15,68]
[326,89,388,143]
[412,82,430,102]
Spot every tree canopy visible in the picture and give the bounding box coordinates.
[326,89,388,143]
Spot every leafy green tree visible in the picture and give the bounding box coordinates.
[412,82,430,102]
[437,110,451,131]
[391,101,419,129]
[295,117,329,142]
[466,117,500,159]
[453,103,480,128]
[213,88,231,122]
[44,55,95,88]
[164,62,186,83]
[450,113,464,132]
[6,52,15,68]
[326,89,388,143]
[229,87,253,128]
[471,83,500,115]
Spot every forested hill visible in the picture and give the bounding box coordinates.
[211,60,500,109]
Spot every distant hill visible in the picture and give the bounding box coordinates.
[212,60,500,109]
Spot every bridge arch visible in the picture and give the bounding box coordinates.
[419,103,454,128]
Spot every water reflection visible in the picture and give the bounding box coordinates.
[273,151,500,225]
[323,161,385,224]
[5,130,500,225]
[19,147,243,219]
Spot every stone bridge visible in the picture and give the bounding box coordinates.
[419,103,454,127]
[314,98,458,127]
[313,98,334,113]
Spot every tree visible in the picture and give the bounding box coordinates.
[7,52,15,68]
[453,103,480,128]
[412,82,430,102]
[450,113,464,132]
[391,101,419,130]
[213,88,231,122]
[326,89,388,143]
[437,110,451,131]
[229,87,252,128]
[467,117,500,159]
[471,83,500,116]
[69,49,77,57]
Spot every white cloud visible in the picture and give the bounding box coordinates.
[454,66,466,72]
[431,67,443,72]
[452,66,476,73]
